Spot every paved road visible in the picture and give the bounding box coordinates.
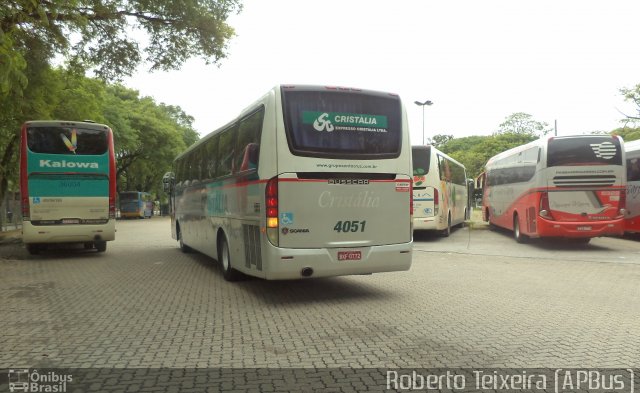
[1,217,638,384]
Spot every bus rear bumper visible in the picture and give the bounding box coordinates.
[22,220,116,244]
[413,216,442,231]
[536,217,624,238]
[262,242,413,280]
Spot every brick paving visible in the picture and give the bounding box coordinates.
[1,218,639,390]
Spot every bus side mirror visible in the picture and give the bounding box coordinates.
[162,172,175,192]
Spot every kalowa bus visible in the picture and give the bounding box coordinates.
[163,85,413,281]
[20,120,117,254]
[481,134,626,243]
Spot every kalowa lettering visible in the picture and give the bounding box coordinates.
[40,160,99,169]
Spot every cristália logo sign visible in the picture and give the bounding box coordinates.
[303,111,388,133]
[313,113,335,132]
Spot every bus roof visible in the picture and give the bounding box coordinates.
[24,120,110,131]
[174,84,403,162]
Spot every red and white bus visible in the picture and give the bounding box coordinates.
[625,139,640,233]
[482,135,626,243]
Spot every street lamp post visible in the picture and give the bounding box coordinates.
[414,100,433,145]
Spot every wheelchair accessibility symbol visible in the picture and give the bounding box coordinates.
[280,212,294,225]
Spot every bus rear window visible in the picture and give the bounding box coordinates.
[282,89,402,159]
[412,146,431,175]
[547,136,622,167]
[27,126,108,155]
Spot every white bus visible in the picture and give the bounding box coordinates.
[164,85,413,280]
[482,135,626,243]
[625,139,640,233]
[412,145,468,236]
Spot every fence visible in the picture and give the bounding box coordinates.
[1,192,22,231]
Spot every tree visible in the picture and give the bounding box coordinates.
[428,134,454,148]
[1,0,242,93]
[0,0,236,203]
[497,112,552,137]
[620,84,640,124]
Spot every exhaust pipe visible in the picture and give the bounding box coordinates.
[300,267,314,278]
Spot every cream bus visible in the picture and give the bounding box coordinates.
[412,145,468,236]
[625,139,640,233]
[164,85,413,280]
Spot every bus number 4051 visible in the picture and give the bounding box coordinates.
[334,220,366,233]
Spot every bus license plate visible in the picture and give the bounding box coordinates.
[338,251,361,261]
[577,226,591,231]
[62,219,80,224]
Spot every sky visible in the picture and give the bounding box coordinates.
[124,0,640,144]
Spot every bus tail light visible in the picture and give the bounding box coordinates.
[20,124,30,221]
[433,189,439,215]
[109,195,116,219]
[618,189,626,216]
[409,182,414,232]
[266,176,279,246]
[539,192,553,219]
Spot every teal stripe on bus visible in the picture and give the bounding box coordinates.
[29,177,109,197]
[27,152,109,174]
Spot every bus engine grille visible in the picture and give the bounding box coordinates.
[552,175,616,187]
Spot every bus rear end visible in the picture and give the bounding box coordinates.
[20,121,116,252]
[264,86,412,279]
[625,140,640,233]
[537,135,626,239]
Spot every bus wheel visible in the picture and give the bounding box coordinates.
[513,214,528,243]
[96,241,107,252]
[178,225,192,253]
[441,213,452,237]
[26,244,41,255]
[218,235,240,282]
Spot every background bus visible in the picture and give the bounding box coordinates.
[412,145,468,236]
[20,120,117,253]
[625,139,640,233]
[482,135,626,243]
[164,85,413,280]
[119,191,153,219]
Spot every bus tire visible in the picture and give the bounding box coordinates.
[218,235,241,282]
[513,213,528,243]
[96,241,107,252]
[442,212,452,237]
[177,224,192,253]
[26,244,41,255]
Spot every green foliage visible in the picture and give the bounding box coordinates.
[1,0,242,96]
[0,67,197,203]
[497,112,552,137]
[428,134,454,148]
[438,133,538,178]
[611,127,640,142]
[619,84,640,128]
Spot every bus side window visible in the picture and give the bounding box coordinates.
[217,126,237,177]
[240,143,259,172]
[234,107,264,172]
